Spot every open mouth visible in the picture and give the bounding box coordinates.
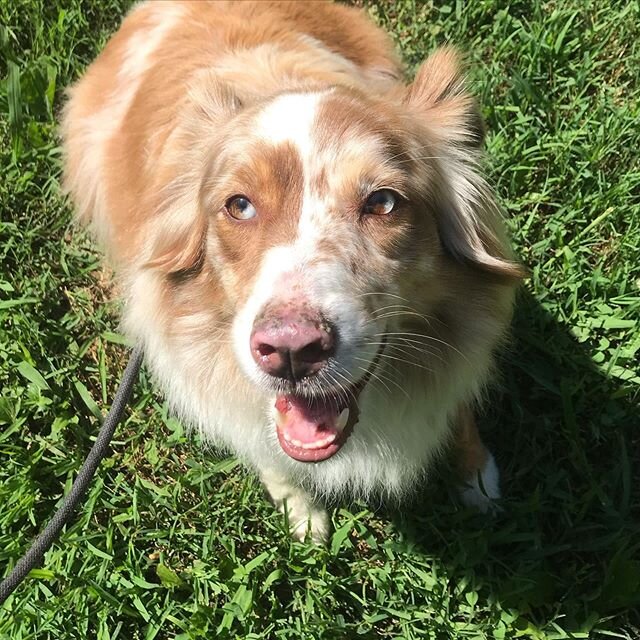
[274,340,385,462]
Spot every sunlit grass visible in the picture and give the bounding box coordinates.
[1,1,638,637]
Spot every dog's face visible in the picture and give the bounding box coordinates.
[146,51,520,465]
[203,89,444,462]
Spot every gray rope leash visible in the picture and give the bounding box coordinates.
[0,345,144,606]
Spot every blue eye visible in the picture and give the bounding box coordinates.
[225,195,257,220]
[362,189,398,215]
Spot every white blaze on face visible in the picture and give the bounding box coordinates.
[232,91,377,387]
[255,90,333,264]
[255,92,322,159]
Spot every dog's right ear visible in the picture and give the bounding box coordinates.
[404,47,484,149]
[405,49,524,281]
[144,74,242,275]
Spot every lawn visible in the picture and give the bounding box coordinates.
[1,0,639,638]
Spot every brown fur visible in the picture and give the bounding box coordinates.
[62,1,401,264]
[454,405,490,481]
[213,142,305,279]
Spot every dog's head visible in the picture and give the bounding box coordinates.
[145,49,522,463]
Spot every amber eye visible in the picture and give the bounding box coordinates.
[225,195,257,220]
[362,189,398,216]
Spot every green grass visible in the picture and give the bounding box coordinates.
[1,0,639,637]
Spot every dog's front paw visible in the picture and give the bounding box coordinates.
[458,453,501,513]
[286,499,330,544]
[260,469,330,544]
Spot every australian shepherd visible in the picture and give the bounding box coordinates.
[62,0,523,542]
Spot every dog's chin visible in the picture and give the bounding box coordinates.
[264,342,386,464]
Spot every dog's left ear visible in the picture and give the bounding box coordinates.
[405,47,485,149]
[405,48,524,280]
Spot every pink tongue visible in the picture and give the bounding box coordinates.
[275,395,339,444]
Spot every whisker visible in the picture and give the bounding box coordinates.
[371,310,434,324]
[354,365,392,397]
[366,367,409,399]
[361,339,446,367]
[371,303,418,313]
[358,351,434,374]
[325,366,359,406]
[367,338,445,359]
[352,357,408,398]
[364,301,438,325]
[370,304,434,322]
[373,331,469,364]
[356,292,412,303]
[386,343,446,366]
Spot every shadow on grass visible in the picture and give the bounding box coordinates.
[389,289,640,634]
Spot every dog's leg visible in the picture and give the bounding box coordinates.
[260,468,330,543]
[454,405,501,512]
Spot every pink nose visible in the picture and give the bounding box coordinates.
[250,313,337,381]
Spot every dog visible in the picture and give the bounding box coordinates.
[62,0,523,542]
